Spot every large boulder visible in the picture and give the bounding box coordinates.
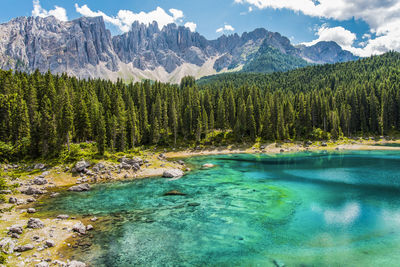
[15,243,34,252]
[75,160,90,172]
[68,261,86,267]
[21,186,45,195]
[72,222,86,235]
[8,225,23,234]
[162,169,184,178]
[68,184,91,192]
[118,157,143,171]
[27,218,45,229]
[33,176,48,185]
[0,237,16,254]
[34,163,45,170]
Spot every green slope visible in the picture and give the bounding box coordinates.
[242,43,309,73]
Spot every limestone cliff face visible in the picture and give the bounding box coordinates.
[0,16,118,76]
[0,16,358,82]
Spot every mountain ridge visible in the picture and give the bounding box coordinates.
[0,15,358,83]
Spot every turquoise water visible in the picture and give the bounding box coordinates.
[374,143,400,147]
[40,151,400,266]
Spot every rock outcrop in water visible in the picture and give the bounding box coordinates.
[68,183,91,192]
[0,16,358,83]
[163,169,184,178]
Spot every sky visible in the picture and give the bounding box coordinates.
[1,0,400,57]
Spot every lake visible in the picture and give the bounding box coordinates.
[39,151,400,266]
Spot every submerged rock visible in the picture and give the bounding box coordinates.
[188,202,201,207]
[273,259,285,267]
[68,184,91,192]
[163,169,184,178]
[163,190,187,196]
[202,163,215,168]
[27,218,45,229]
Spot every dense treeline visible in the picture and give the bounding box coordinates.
[0,51,400,160]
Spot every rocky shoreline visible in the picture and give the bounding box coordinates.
[0,152,186,266]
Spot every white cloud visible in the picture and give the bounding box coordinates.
[234,0,400,56]
[75,4,189,32]
[169,8,184,21]
[216,24,235,33]
[32,0,68,22]
[302,25,357,51]
[184,22,197,32]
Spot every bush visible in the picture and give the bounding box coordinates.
[0,141,14,161]
[0,252,6,264]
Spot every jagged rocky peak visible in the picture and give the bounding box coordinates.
[297,41,358,64]
[0,15,118,76]
[112,21,213,73]
[0,15,359,82]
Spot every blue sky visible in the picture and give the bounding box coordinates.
[1,0,399,56]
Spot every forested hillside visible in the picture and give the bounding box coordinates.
[1,52,400,160]
[242,43,310,73]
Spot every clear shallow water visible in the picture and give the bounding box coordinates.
[40,151,400,266]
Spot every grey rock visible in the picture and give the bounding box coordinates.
[86,224,94,231]
[67,261,86,267]
[75,160,91,172]
[45,239,55,247]
[72,222,86,235]
[27,218,45,229]
[33,177,48,185]
[0,237,15,254]
[0,190,12,194]
[57,214,69,220]
[53,260,67,267]
[21,186,44,195]
[68,183,91,192]
[15,243,34,252]
[34,163,45,170]
[50,192,60,198]
[8,225,23,234]
[36,262,49,267]
[27,208,36,213]
[9,197,17,203]
[162,169,184,178]
[11,233,20,239]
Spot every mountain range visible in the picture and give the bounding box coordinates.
[0,16,358,83]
